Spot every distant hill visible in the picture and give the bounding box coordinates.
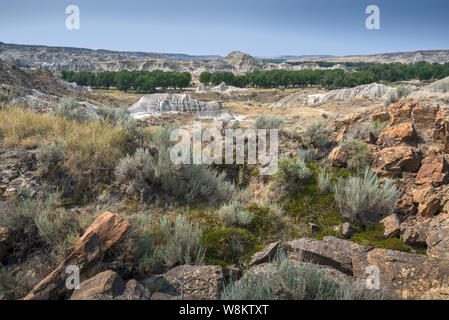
[0,42,223,62]
[288,50,449,64]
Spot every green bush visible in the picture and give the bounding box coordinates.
[231,120,241,130]
[303,121,332,150]
[219,201,254,228]
[115,148,156,200]
[396,84,413,98]
[158,215,206,268]
[371,120,388,139]
[317,167,333,194]
[0,194,84,263]
[51,97,93,122]
[115,146,235,205]
[255,115,285,129]
[298,148,315,162]
[134,234,163,274]
[132,213,206,273]
[342,140,372,172]
[333,167,401,228]
[272,158,313,195]
[384,91,399,106]
[36,139,67,176]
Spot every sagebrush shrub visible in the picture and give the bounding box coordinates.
[396,84,413,98]
[115,148,156,200]
[36,139,66,175]
[371,120,388,139]
[342,140,372,172]
[298,148,315,162]
[51,97,94,122]
[158,215,206,268]
[333,167,401,228]
[222,251,383,300]
[219,201,254,227]
[115,144,235,205]
[255,115,285,129]
[272,158,313,195]
[384,91,399,106]
[317,167,333,194]
[0,193,84,263]
[303,121,332,150]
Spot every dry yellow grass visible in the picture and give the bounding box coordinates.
[0,106,129,185]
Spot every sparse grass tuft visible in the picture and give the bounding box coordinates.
[255,115,285,129]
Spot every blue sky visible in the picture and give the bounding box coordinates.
[0,0,448,56]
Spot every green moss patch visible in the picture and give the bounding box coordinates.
[351,223,411,253]
[203,228,261,267]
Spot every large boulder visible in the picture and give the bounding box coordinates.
[352,248,449,299]
[372,146,421,177]
[377,123,418,148]
[328,145,348,168]
[70,270,125,300]
[415,154,449,187]
[380,214,401,238]
[400,219,430,246]
[284,237,365,275]
[249,241,282,266]
[143,265,223,300]
[426,213,449,260]
[70,271,150,300]
[24,212,130,300]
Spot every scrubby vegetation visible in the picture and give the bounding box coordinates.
[254,114,285,129]
[303,121,333,151]
[272,157,314,195]
[222,251,385,300]
[218,201,254,228]
[333,167,401,228]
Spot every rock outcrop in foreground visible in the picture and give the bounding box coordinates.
[128,93,233,120]
[247,237,449,300]
[24,212,130,300]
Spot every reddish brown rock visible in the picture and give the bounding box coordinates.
[388,102,414,124]
[415,154,449,186]
[328,145,348,168]
[372,146,421,177]
[335,115,361,130]
[371,111,390,123]
[377,123,418,147]
[24,212,130,300]
[380,214,400,238]
[417,195,441,217]
[115,279,151,300]
[411,103,438,128]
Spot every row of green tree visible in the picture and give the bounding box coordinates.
[199,62,449,89]
[61,70,192,92]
